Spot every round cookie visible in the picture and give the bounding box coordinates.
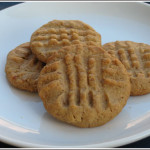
[38,44,130,128]
[103,41,150,96]
[30,20,101,63]
[5,42,44,92]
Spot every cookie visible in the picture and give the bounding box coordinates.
[103,41,150,96]
[30,20,101,63]
[38,44,130,128]
[5,42,44,92]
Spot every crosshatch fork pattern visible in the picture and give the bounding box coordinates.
[103,41,150,95]
[103,41,150,78]
[30,20,101,63]
[38,45,130,127]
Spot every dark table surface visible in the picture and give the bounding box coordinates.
[0,2,150,148]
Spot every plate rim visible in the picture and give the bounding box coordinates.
[0,128,150,148]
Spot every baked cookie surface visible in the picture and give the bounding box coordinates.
[38,44,130,128]
[103,41,150,96]
[5,42,44,92]
[30,20,101,63]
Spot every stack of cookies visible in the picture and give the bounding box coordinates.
[5,20,150,128]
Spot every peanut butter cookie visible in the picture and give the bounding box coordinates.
[30,20,101,63]
[103,41,150,96]
[38,44,130,128]
[5,42,44,92]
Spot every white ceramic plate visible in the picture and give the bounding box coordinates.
[0,2,150,148]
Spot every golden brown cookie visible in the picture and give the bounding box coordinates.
[38,44,130,128]
[103,41,150,96]
[5,42,44,92]
[30,20,101,63]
